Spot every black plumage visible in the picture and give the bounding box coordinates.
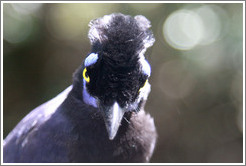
[3,13,157,163]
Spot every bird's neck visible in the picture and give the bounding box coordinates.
[71,66,84,101]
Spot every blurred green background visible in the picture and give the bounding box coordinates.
[3,3,244,163]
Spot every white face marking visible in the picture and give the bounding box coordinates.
[123,80,151,112]
[83,79,97,108]
[84,53,98,67]
[138,80,151,101]
[139,56,151,76]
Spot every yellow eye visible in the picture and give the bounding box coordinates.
[139,79,148,92]
[83,68,90,83]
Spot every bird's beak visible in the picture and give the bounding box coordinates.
[100,102,126,140]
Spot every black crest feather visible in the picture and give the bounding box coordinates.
[88,13,155,57]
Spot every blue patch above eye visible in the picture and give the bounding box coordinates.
[84,53,98,67]
[140,58,151,76]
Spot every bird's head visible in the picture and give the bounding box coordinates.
[82,13,155,140]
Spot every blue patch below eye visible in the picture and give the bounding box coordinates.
[84,53,98,67]
[83,79,97,108]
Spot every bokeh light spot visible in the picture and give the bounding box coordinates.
[163,5,226,50]
[3,4,34,44]
[163,9,204,50]
[195,5,221,45]
[11,3,43,15]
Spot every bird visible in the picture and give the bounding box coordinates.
[3,13,157,163]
